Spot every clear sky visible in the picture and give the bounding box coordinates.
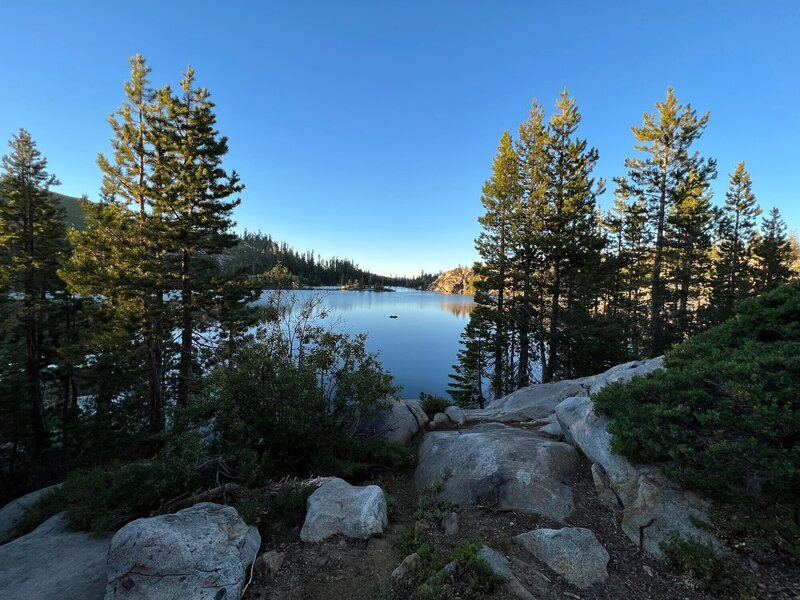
[2,1,798,277]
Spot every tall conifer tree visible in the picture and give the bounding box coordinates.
[0,130,65,451]
[473,131,520,398]
[62,55,167,432]
[617,88,716,356]
[152,67,246,406]
[711,162,761,322]
[752,207,792,293]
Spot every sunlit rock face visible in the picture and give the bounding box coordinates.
[429,267,475,295]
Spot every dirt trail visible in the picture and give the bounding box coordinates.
[244,414,729,600]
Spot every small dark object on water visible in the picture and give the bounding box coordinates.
[389,315,398,319]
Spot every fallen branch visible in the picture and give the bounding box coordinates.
[190,483,243,504]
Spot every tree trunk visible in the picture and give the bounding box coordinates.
[649,160,669,357]
[177,249,193,407]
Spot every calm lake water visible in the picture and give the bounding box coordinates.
[258,287,474,399]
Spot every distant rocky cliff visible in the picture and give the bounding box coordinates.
[429,267,476,295]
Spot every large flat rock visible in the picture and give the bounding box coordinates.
[0,513,110,600]
[515,527,609,588]
[105,502,260,600]
[414,423,580,521]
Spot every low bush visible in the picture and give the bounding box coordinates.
[15,432,211,536]
[662,536,757,599]
[236,484,314,532]
[419,392,449,415]
[594,283,800,556]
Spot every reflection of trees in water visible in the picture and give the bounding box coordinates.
[441,301,475,318]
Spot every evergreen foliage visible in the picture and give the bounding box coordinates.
[710,162,761,323]
[616,87,717,356]
[452,87,795,407]
[753,207,792,294]
[594,283,800,555]
[0,129,68,476]
[222,230,435,289]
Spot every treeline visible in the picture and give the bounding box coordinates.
[0,56,263,500]
[220,230,435,288]
[449,88,796,407]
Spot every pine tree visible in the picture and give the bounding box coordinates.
[617,88,716,356]
[602,187,652,356]
[666,170,714,340]
[512,100,549,387]
[752,207,792,293]
[447,302,491,407]
[0,129,66,451]
[541,90,605,380]
[152,67,247,406]
[474,131,520,398]
[62,55,168,432]
[711,162,761,322]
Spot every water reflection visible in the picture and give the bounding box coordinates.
[441,301,474,318]
[257,287,474,398]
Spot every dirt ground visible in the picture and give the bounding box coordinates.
[244,433,800,600]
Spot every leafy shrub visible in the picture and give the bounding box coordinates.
[193,292,399,483]
[662,536,757,599]
[452,540,505,594]
[398,529,502,599]
[419,392,449,415]
[594,283,800,554]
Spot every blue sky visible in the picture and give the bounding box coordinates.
[2,1,798,277]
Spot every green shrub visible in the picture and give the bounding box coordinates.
[15,432,212,535]
[419,392,449,415]
[594,283,800,554]
[194,300,398,483]
[662,536,757,599]
[414,490,456,523]
[452,540,505,594]
[236,485,314,531]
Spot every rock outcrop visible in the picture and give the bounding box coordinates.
[300,478,388,542]
[465,379,588,424]
[429,267,476,295]
[105,502,260,600]
[515,527,609,588]
[414,423,580,521]
[0,513,110,600]
[361,398,429,443]
[0,483,63,544]
[588,356,664,396]
[553,357,722,558]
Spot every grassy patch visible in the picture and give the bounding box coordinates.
[662,536,757,599]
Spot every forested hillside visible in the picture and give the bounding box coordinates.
[448,88,797,407]
[220,230,435,288]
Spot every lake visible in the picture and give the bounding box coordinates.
[258,287,475,399]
